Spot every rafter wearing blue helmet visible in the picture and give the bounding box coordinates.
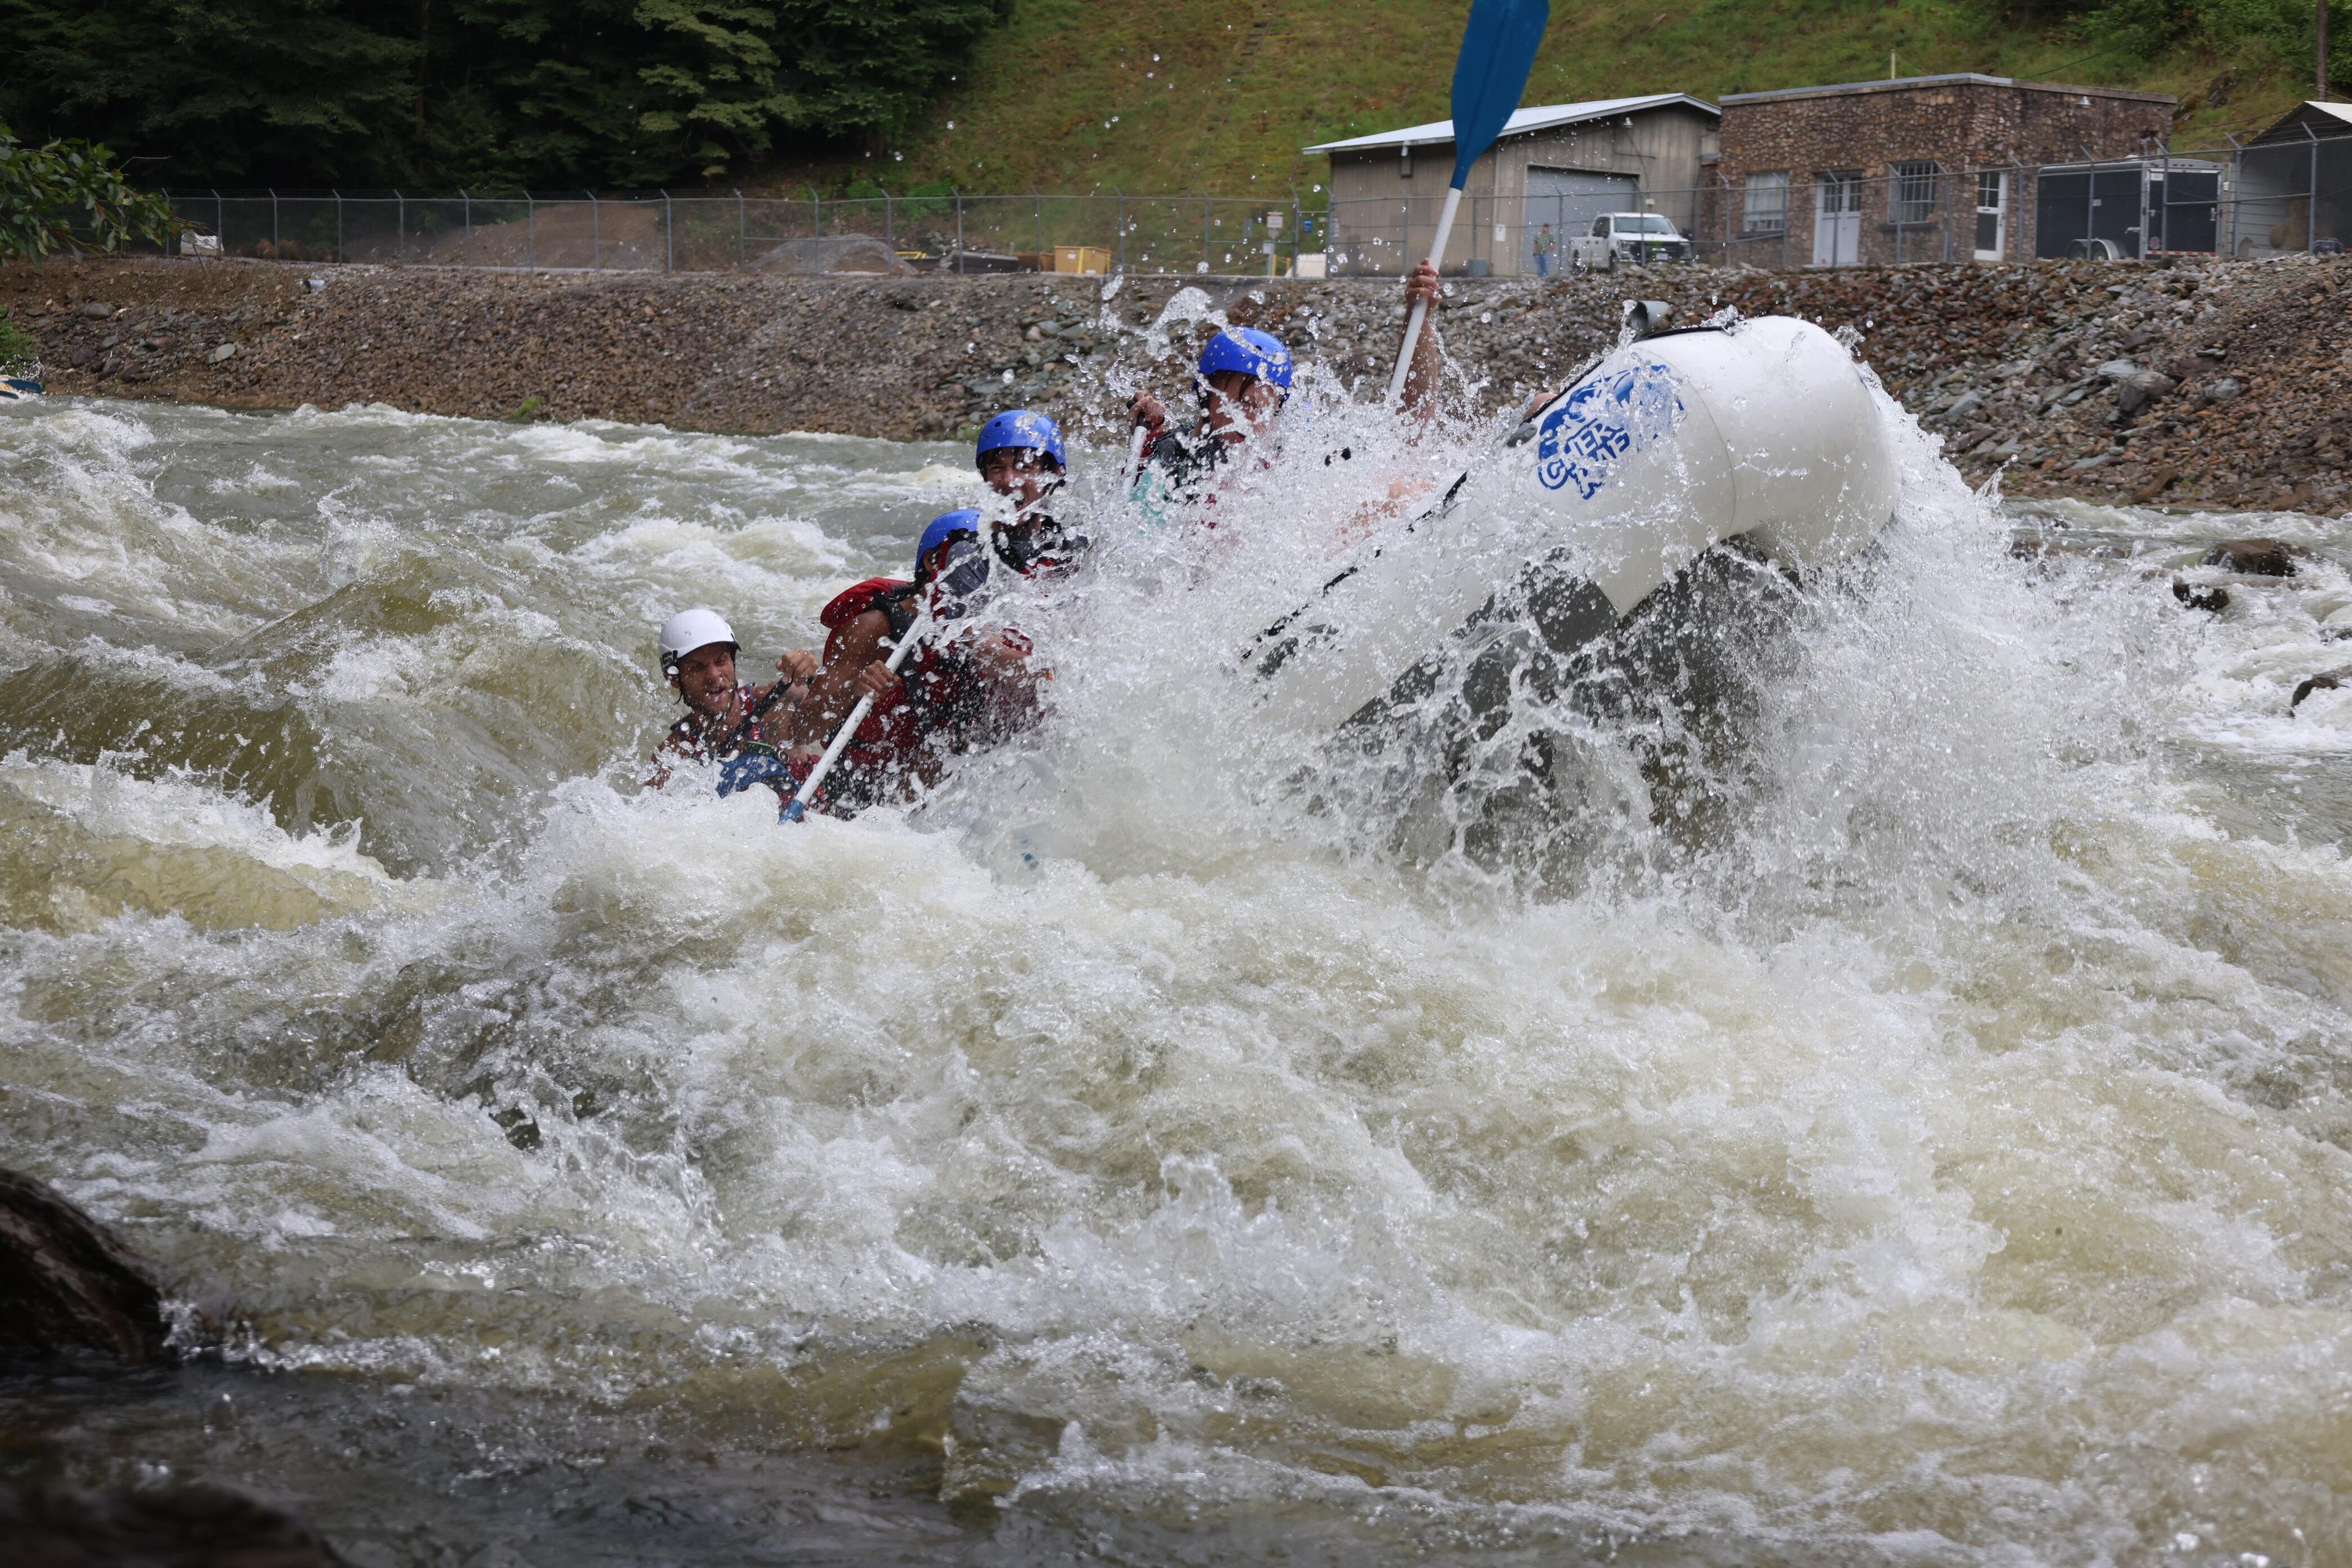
[973,409,1088,579]
[1127,326,1297,502]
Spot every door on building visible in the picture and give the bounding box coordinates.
[1973,170,2008,260]
[1525,167,1638,271]
[1812,172,1863,266]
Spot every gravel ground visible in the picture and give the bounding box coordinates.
[4,254,2347,514]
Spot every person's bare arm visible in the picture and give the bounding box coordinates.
[1399,258,1444,426]
[791,612,891,752]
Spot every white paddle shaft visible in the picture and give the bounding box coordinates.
[1118,421,1148,493]
[1385,184,1463,405]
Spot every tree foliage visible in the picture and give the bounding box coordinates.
[2075,0,2342,70]
[0,0,1008,189]
[0,121,184,262]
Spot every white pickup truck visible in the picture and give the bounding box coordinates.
[1567,213,1692,270]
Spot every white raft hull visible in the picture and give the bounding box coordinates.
[1248,315,1900,730]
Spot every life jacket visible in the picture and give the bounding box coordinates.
[654,682,776,770]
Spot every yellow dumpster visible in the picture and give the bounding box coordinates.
[1052,245,1113,275]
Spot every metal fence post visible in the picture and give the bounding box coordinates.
[527,192,536,268]
[1207,194,1215,273]
[395,190,403,262]
[2222,134,2242,258]
[213,189,223,249]
[590,190,600,270]
[811,189,820,238]
[270,189,279,258]
[334,190,343,263]
[884,187,894,253]
[2155,139,2169,256]
[663,190,673,271]
[2309,124,2321,252]
[462,190,471,267]
[954,190,963,273]
[736,188,745,266]
[1116,189,1126,272]
[2137,140,2152,260]
[1034,189,1044,263]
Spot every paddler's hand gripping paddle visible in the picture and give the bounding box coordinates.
[1384,0,1552,407]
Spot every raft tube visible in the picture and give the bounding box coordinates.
[0,378,43,402]
[1246,315,1900,731]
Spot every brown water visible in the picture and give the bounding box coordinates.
[2,386,2350,1566]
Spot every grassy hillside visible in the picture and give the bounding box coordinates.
[774,0,2326,196]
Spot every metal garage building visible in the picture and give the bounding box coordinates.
[1305,95,1719,277]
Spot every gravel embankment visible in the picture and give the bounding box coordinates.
[4,254,2347,513]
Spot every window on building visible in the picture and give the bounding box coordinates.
[1892,160,1941,224]
[1743,171,1789,232]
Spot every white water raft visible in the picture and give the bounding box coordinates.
[1247,315,1901,729]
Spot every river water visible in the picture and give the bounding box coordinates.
[2,385,2350,1566]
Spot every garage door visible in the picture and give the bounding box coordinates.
[1526,167,1639,243]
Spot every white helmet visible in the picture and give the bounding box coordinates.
[658,607,737,671]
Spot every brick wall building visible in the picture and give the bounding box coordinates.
[1713,75,2175,266]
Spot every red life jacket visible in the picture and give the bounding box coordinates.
[819,578,925,786]
[816,576,1035,801]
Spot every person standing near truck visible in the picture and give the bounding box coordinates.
[1532,222,1556,278]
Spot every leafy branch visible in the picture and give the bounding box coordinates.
[0,121,183,262]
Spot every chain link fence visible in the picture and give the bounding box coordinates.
[154,138,2346,281]
[1325,141,2346,277]
[151,189,1332,277]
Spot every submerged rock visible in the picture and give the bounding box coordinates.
[0,1169,172,1368]
[2173,579,2231,613]
[2204,538,2304,576]
[0,1482,350,1567]
[2291,665,2352,710]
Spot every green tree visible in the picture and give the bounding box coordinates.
[0,0,1007,189]
[0,120,183,261]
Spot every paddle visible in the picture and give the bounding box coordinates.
[1383,0,1553,407]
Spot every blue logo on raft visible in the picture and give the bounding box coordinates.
[1534,364,1684,497]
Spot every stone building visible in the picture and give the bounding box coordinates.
[1306,94,1719,277]
[1711,74,2176,266]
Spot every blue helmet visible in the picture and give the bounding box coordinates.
[1197,328,1293,395]
[916,508,982,575]
[975,410,1066,473]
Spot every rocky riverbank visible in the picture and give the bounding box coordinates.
[4,254,2348,513]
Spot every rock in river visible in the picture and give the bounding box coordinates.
[0,1482,352,1568]
[0,1169,172,1368]
[2204,538,2304,576]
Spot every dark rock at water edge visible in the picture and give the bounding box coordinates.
[1,1482,351,1568]
[2204,537,2304,576]
[2292,664,2352,710]
[0,1170,172,1369]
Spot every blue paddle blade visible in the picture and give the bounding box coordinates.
[1449,0,1553,189]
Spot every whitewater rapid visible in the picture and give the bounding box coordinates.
[3,384,2350,1566]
